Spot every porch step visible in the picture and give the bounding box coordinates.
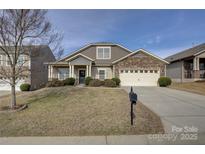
[76,84,85,87]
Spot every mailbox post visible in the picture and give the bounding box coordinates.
[129,86,137,125]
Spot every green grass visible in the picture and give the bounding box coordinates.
[0,86,164,136]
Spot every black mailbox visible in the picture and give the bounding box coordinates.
[129,92,137,105]
[129,86,138,125]
[129,87,137,105]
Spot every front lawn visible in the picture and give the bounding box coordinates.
[0,87,164,136]
[169,82,205,96]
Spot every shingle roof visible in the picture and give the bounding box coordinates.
[165,43,205,62]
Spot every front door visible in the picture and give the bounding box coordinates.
[79,70,86,84]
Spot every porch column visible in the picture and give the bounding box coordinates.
[50,65,53,79]
[194,57,200,70]
[89,62,92,77]
[69,64,71,77]
[193,57,200,78]
[72,65,74,78]
[112,65,115,78]
[164,65,167,77]
[86,65,89,77]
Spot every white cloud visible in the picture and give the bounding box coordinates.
[146,35,161,45]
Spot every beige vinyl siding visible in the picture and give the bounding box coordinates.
[166,61,183,80]
[91,67,113,79]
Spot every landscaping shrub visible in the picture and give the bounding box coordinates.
[46,79,64,87]
[158,77,172,87]
[89,79,103,87]
[104,79,117,87]
[63,77,76,85]
[112,77,121,86]
[85,76,93,85]
[195,80,205,83]
[20,83,31,91]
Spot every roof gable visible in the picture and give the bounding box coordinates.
[58,43,132,62]
[112,49,169,64]
[64,53,94,62]
[165,43,205,62]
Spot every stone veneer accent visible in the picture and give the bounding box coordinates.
[113,51,166,77]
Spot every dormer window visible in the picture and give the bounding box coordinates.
[96,47,111,59]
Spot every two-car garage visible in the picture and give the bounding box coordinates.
[119,69,160,86]
[113,49,168,87]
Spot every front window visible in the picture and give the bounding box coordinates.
[96,47,111,59]
[58,68,69,80]
[6,55,12,66]
[17,55,25,66]
[98,69,106,80]
[200,63,205,70]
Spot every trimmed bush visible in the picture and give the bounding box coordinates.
[89,79,103,87]
[20,83,31,91]
[104,79,117,87]
[85,77,93,85]
[112,77,121,86]
[158,77,172,87]
[63,77,75,86]
[46,79,64,87]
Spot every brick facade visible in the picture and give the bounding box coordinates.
[113,51,166,77]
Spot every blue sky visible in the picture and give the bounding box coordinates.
[48,10,205,58]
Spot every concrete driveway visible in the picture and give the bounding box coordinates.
[123,86,205,134]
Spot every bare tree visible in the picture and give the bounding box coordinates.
[0,9,63,109]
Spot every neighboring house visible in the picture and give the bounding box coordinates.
[165,43,205,82]
[0,45,56,91]
[47,42,168,86]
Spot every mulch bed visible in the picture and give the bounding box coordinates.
[0,104,27,113]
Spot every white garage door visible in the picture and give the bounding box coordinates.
[119,69,160,86]
[0,79,25,91]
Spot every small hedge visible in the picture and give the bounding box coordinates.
[89,79,104,87]
[104,79,117,87]
[63,77,75,85]
[46,79,64,87]
[85,77,93,85]
[112,77,121,86]
[20,83,31,91]
[158,77,172,87]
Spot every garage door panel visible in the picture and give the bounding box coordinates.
[119,70,160,86]
[0,79,25,91]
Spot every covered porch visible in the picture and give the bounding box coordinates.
[184,57,205,79]
[48,54,93,84]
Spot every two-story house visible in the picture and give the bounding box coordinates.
[47,42,168,86]
[0,45,56,91]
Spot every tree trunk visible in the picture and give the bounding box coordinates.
[11,83,16,109]
[11,67,16,109]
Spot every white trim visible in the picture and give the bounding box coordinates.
[96,46,111,60]
[112,48,169,64]
[6,55,10,66]
[194,50,205,56]
[69,63,72,78]
[86,65,89,77]
[65,53,94,62]
[97,68,107,80]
